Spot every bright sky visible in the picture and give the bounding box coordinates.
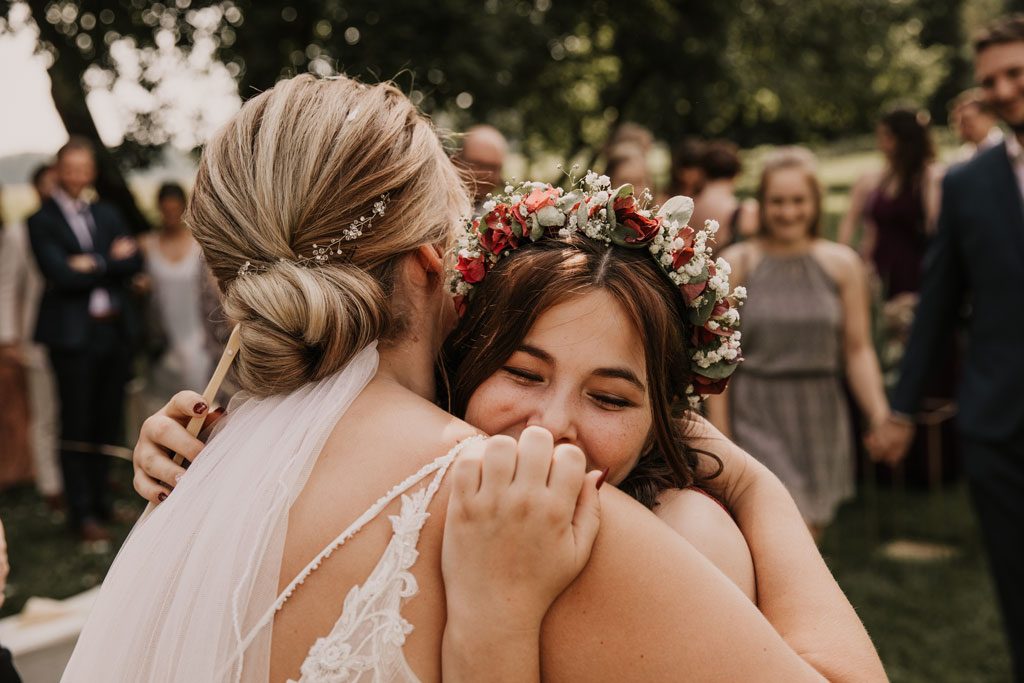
[0,29,69,155]
[0,18,240,158]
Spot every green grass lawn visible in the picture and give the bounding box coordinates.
[1,460,146,619]
[821,479,1012,682]
[0,458,1013,681]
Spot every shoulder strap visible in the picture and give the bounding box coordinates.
[235,435,485,659]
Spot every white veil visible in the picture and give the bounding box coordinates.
[61,343,379,683]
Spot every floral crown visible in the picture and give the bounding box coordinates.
[449,172,745,406]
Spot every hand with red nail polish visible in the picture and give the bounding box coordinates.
[441,426,602,680]
[132,390,210,505]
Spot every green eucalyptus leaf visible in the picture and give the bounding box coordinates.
[511,214,523,238]
[530,214,544,241]
[557,190,584,213]
[692,359,739,380]
[657,195,695,229]
[688,291,717,326]
[609,221,648,249]
[613,183,634,199]
[577,201,589,232]
[478,212,492,235]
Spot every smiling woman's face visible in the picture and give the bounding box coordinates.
[464,289,652,484]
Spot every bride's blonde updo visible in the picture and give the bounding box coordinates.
[186,74,469,395]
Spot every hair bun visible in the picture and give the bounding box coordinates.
[223,261,387,395]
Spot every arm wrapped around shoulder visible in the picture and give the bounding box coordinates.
[223,261,388,396]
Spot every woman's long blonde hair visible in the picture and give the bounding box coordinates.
[186,75,470,395]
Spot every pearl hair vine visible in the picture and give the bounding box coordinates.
[237,194,389,276]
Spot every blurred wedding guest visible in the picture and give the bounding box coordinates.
[706,148,890,542]
[140,183,212,401]
[690,140,758,249]
[951,88,1003,160]
[454,124,507,212]
[837,107,944,300]
[607,121,654,154]
[666,137,707,199]
[27,136,143,542]
[605,142,653,192]
[0,186,32,492]
[0,165,62,508]
[872,18,1024,677]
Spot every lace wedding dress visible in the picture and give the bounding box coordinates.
[61,343,475,682]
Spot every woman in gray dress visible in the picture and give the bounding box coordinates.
[706,147,890,541]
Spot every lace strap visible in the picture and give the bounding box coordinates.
[235,435,484,658]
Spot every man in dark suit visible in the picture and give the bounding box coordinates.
[872,15,1024,681]
[27,136,142,542]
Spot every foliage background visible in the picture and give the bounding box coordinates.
[5,0,1024,226]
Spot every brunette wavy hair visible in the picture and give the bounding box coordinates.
[443,233,721,509]
[879,107,934,195]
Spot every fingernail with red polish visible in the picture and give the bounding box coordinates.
[158,492,168,502]
[193,402,208,415]
[596,466,610,490]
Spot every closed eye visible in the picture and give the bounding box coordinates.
[502,366,543,383]
[590,393,635,409]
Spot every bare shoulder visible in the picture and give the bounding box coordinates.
[854,168,883,193]
[810,239,861,284]
[655,488,757,602]
[719,239,759,283]
[540,487,813,680]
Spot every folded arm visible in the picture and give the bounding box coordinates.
[27,215,106,292]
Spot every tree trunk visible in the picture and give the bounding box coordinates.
[34,15,150,234]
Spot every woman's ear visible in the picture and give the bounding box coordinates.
[412,244,445,285]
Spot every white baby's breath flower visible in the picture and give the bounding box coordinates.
[597,174,611,188]
[504,184,514,193]
[732,286,747,299]
[594,191,609,205]
[482,200,497,213]
[661,253,674,266]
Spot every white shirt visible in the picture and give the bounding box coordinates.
[51,188,112,316]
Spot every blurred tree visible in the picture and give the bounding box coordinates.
[0,0,981,206]
[720,0,952,144]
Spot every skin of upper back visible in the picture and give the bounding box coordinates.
[271,372,853,682]
[270,377,479,681]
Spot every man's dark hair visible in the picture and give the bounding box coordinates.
[30,163,54,188]
[157,182,187,204]
[56,135,95,162]
[974,14,1024,54]
[700,141,742,180]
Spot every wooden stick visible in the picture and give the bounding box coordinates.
[172,324,242,466]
